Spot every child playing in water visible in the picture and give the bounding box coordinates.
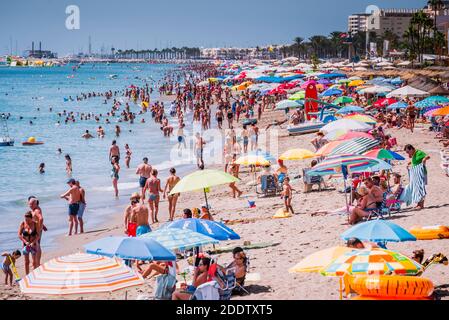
[281,177,295,214]
[2,250,21,286]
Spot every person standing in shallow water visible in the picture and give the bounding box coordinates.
[65,154,72,176]
[163,168,181,221]
[60,178,81,236]
[111,156,120,198]
[124,144,132,169]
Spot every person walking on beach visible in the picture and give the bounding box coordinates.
[76,180,86,234]
[18,212,40,274]
[281,177,295,214]
[406,102,418,133]
[177,124,186,150]
[136,157,152,199]
[143,169,163,224]
[404,144,430,209]
[60,178,81,236]
[28,197,45,266]
[249,123,259,151]
[109,140,120,163]
[134,199,151,236]
[195,132,206,169]
[111,156,120,197]
[163,168,181,221]
[65,154,72,176]
[124,144,132,169]
[124,193,140,237]
[228,154,243,198]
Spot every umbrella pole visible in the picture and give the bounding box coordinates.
[203,188,209,209]
[343,178,349,223]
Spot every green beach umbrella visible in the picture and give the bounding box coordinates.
[288,91,305,101]
[333,96,354,105]
[169,169,239,208]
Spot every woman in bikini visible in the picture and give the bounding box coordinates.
[111,156,120,197]
[18,212,40,275]
[124,144,132,169]
[144,169,163,223]
[163,168,181,221]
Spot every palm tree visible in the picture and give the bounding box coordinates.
[293,37,304,59]
[329,31,344,58]
[427,0,445,49]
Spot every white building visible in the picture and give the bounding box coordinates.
[348,13,370,35]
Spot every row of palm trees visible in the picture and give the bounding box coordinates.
[114,47,201,60]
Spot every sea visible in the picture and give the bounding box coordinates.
[0,63,200,252]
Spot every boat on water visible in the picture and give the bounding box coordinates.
[0,115,14,146]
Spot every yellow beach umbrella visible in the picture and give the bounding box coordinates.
[348,80,365,87]
[235,155,270,166]
[279,148,316,161]
[344,114,376,125]
[433,106,449,116]
[289,246,355,273]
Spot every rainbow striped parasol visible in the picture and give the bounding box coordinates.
[320,248,423,276]
[19,253,144,296]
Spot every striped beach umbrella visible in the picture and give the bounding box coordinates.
[329,137,380,156]
[19,253,144,296]
[140,228,219,250]
[320,248,423,276]
[363,148,405,161]
[307,154,391,177]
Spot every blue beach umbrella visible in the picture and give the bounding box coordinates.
[84,236,176,261]
[335,106,365,115]
[162,218,240,241]
[320,88,343,97]
[318,73,346,79]
[386,101,408,110]
[341,220,416,243]
[140,228,218,250]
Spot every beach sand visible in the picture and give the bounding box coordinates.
[2,102,449,300]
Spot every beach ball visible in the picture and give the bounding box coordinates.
[28,137,36,143]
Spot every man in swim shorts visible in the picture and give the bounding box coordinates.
[60,178,82,236]
[136,157,152,199]
[134,197,151,236]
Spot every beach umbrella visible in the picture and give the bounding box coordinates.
[162,218,240,241]
[333,96,354,105]
[338,79,351,84]
[328,137,380,156]
[415,95,449,108]
[235,155,270,166]
[306,154,391,218]
[248,149,276,161]
[386,101,408,110]
[321,119,372,134]
[373,98,397,108]
[275,99,303,110]
[288,91,306,101]
[348,80,365,87]
[341,220,416,244]
[359,86,393,94]
[19,253,144,296]
[386,85,429,99]
[320,88,343,97]
[318,73,346,79]
[140,228,219,250]
[337,131,374,141]
[279,148,316,161]
[324,129,349,141]
[363,149,405,161]
[169,169,239,208]
[423,106,442,117]
[335,106,364,115]
[316,140,347,156]
[432,106,449,116]
[84,236,176,261]
[289,247,356,273]
[320,248,422,276]
[344,114,376,125]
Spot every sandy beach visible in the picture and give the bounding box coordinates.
[3,91,449,300]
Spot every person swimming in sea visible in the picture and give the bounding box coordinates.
[38,163,45,174]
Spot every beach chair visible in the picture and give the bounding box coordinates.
[364,193,389,221]
[191,281,221,300]
[258,175,279,197]
[153,273,177,300]
[303,168,323,193]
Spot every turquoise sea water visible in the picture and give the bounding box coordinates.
[0,63,196,252]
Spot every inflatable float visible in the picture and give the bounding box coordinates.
[409,225,449,240]
[272,208,292,219]
[348,275,434,300]
[22,137,44,146]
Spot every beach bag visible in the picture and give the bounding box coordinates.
[154,274,177,300]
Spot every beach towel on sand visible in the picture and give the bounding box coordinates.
[400,163,427,206]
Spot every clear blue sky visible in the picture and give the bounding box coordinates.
[0,0,427,56]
